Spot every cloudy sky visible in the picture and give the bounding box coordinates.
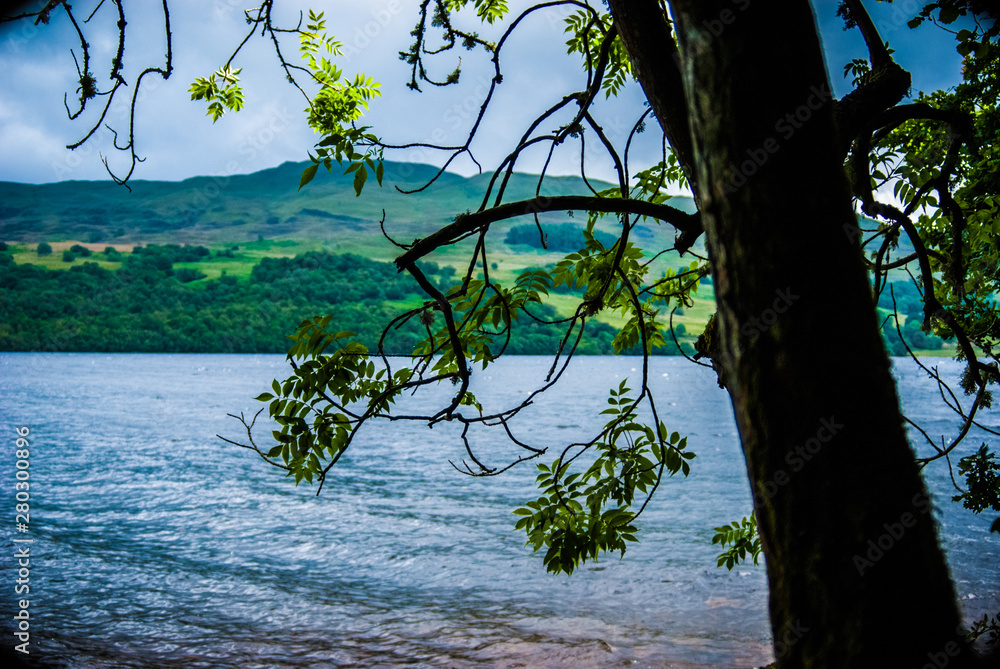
[0,0,970,186]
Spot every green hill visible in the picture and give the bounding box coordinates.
[0,160,708,319]
[0,160,696,259]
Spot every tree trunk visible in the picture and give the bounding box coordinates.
[615,1,973,666]
[606,0,698,198]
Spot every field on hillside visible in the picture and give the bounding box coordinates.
[4,234,714,334]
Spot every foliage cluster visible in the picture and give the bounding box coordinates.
[952,444,1000,513]
[504,223,618,253]
[132,243,212,264]
[0,249,425,352]
[514,380,694,574]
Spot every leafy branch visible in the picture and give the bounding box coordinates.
[712,513,763,570]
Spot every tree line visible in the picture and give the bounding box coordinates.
[0,245,690,355]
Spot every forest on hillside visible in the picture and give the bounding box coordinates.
[0,245,697,355]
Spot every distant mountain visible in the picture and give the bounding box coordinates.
[0,160,698,253]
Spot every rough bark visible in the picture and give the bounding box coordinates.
[613,1,974,666]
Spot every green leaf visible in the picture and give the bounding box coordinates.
[299,163,319,190]
[353,164,368,196]
[939,6,960,23]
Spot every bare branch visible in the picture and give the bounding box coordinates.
[394,195,701,269]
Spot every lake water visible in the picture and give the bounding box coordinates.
[0,354,997,668]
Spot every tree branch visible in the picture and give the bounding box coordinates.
[833,1,916,154]
[393,195,701,269]
[606,0,698,199]
[842,0,892,68]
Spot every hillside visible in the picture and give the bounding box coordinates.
[0,160,697,259]
[0,160,949,356]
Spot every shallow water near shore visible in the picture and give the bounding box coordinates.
[1,353,996,668]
